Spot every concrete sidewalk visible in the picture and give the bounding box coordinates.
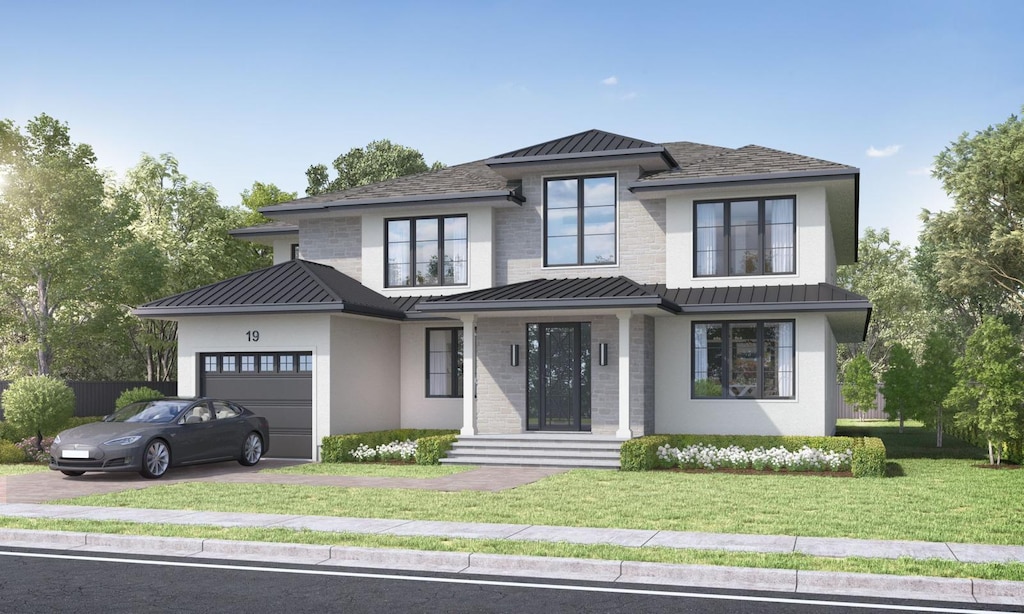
[0,503,1022,605]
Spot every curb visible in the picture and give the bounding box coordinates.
[1,529,1022,605]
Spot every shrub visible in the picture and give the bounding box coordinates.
[0,420,20,443]
[62,415,104,430]
[16,436,54,463]
[114,386,164,411]
[0,440,26,464]
[1,376,75,447]
[321,429,458,463]
[621,434,887,478]
[416,434,458,465]
[851,437,887,477]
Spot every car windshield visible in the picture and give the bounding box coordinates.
[106,400,191,424]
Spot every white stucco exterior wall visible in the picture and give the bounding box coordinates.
[175,313,331,460]
[272,239,297,264]
[361,206,495,296]
[329,315,401,434]
[654,312,833,436]
[399,322,463,429]
[665,183,830,288]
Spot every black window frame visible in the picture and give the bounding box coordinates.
[693,195,796,278]
[690,320,796,400]
[425,327,464,398]
[385,214,469,288]
[543,174,617,267]
[290,243,299,260]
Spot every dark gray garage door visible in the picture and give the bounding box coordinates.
[200,352,313,459]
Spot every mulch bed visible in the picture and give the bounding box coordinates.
[974,463,1022,470]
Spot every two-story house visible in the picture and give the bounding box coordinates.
[135,130,870,465]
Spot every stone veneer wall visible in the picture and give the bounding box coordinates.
[299,217,362,281]
[493,166,667,286]
[474,314,654,436]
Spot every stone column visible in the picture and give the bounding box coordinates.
[461,314,477,436]
[616,310,633,439]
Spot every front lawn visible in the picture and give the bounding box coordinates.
[0,464,47,476]
[58,423,1024,546]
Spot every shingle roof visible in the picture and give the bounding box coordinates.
[133,259,405,319]
[637,145,856,183]
[229,220,298,237]
[489,129,660,159]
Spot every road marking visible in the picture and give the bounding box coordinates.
[0,549,995,613]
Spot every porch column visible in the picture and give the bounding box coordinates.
[460,314,476,436]
[616,310,633,439]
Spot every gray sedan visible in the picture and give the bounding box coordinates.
[49,398,270,479]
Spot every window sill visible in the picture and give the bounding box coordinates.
[543,263,619,270]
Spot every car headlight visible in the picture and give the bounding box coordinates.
[103,435,142,446]
[53,434,61,444]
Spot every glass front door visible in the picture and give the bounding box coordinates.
[527,323,591,431]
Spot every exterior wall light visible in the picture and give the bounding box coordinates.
[510,344,520,367]
[598,342,608,366]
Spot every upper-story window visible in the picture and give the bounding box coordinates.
[386,215,468,287]
[544,175,616,266]
[694,196,795,277]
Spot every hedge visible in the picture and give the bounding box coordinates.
[415,434,459,465]
[0,440,26,464]
[321,429,458,463]
[945,424,1023,465]
[621,434,887,478]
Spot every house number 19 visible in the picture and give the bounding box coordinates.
[246,330,260,342]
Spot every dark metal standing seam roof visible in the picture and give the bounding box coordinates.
[643,283,871,313]
[415,277,681,313]
[133,260,406,319]
[489,129,661,159]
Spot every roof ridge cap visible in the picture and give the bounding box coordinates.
[293,259,348,303]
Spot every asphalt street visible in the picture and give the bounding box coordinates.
[0,548,1017,614]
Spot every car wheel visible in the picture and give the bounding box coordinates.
[140,439,170,479]
[60,470,85,477]
[239,432,263,466]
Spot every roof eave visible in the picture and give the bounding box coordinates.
[629,169,860,193]
[228,227,299,239]
[484,149,676,178]
[260,190,524,217]
[680,300,872,314]
[133,302,406,320]
[416,296,681,314]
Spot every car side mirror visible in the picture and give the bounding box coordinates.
[184,415,203,425]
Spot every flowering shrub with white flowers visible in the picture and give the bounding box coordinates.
[349,439,419,462]
[656,443,853,472]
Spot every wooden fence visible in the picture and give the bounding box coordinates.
[835,383,889,420]
[0,380,178,419]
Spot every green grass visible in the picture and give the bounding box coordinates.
[0,464,47,476]
[263,462,473,478]
[58,424,1024,546]
[0,516,1021,581]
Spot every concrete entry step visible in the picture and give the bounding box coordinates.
[442,434,625,469]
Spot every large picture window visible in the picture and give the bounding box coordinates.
[544,175,616,266]
[426,328,464,397]
[387,215,468,287]
[694,197,795,277]
[692,321,794,399]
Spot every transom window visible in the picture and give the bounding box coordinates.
[201,353,311,374]
[426,328,463,397]
[692,321,795,399]
[386,215,468,287]
[695,197,795,277]
[544,175,616,266]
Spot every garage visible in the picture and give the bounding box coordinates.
[200,351,313,459]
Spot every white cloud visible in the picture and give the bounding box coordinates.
[601,76,618,86]
[866,144,902,158]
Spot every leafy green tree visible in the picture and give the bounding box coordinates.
[1,375,74,450]
[880,344,918,433]
[836,228,929,373]
[917,330,958,447]
[945,318,1024,464]
[924,107,1024,317]
[238,181,297,226]
[112,154,270,380]
[0,114,123,376]
[306,139,444,196]
[841,354,878,417]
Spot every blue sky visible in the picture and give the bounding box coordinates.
[3,0,1022,247]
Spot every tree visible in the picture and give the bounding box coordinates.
[841,354,877,418]
[305,139,444,196]
[238,181,297,226]
[917,330,957,447]
[924,107,1024,317]
[1,375,74,450]
[836,228,929,373]
[112,154,270,380]
[0,114,123,376]
[880,344,918,433]
[945,318,1024,464]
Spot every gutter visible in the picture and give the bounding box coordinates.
[260,189,524,216]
